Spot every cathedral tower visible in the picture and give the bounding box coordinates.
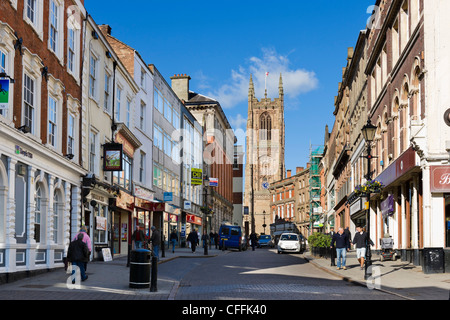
[244,74,286,234]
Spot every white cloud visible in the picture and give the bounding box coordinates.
[206,47,318,109]
[230,113,247,131]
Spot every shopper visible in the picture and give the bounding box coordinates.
[170,229,178,253]
[72,225,91,271]
[187,229,199,253]
[67,233,89,283]
[202,231,209,248]
[328,228,336,267]
[353,226,374,270]
[250,232,258,251]
[150,226,161,260]
[131,224,145,249]
[331,227,349,270]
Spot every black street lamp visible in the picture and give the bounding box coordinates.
[361,119,377,280]
[262,211,267,235]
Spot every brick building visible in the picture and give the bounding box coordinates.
[0,0,86,278]
[269,167,310,237]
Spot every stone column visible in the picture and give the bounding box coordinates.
[26,166,37,270]
[5,158,17,272]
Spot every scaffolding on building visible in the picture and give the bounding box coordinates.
[309,144,324,235]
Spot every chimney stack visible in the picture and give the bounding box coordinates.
[287,170,292,178]
[170,74,191,102]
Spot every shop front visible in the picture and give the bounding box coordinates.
[429,166,450,272]
[112,190,134,257]
[0,126,85,277]
[373,147,421,263]
[133,185,156,244]
[186,213,203,238]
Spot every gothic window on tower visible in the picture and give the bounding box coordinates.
[259,112,272,141]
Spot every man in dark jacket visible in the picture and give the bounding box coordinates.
[330,227,349,270]
[353,226,374,270]
[68,233,89,282]
[131,224,145,249]
[150,226,161,260]
[328,228,336,266]
[187,229,199,253]
[250,232,258,251]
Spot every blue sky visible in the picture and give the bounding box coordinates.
[85,0,375,171]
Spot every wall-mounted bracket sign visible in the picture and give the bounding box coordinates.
[103,143,123,172]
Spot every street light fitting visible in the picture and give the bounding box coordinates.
[362,119,377,143]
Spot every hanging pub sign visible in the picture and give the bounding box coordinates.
[0,79,10,110]
[103,143,123,172]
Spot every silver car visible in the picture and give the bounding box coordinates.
[277,233,303,254]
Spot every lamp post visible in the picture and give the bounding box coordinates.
[262,210,267,235]
[361,119,377,280]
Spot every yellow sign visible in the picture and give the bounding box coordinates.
[191,168,203,185]
[364,202,370,210]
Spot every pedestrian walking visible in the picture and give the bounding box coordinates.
[344,227,352,248]
[209,231,215,249]
[187,229,199,253]
[214,232,219,249]
[331,227,349,270]
[150,226,161,260]
[328,228,336,267]
[67,233,89,283]
[170,229,178,253]
[72,225,91,271]
[131,224,145,249]
[353,226,374,270]
[202,231,209,248]
[250,232,258,251]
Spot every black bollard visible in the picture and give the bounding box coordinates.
[150,255,158,292]
[204,241,208,255]
[126,244,131,267]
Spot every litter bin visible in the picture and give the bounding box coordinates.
[129,249,151,288]
[422,248,445,274]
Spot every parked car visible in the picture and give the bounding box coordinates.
[258,235,272,248]
[277,233,305,254]
[219,224,246,251]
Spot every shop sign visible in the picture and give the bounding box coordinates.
[134,185,154,202]
[376,147,419,188]
[209,178,218,187]
[165,213,178,223]
[115,132,135,157]
[164,192,173,202]
[191,168,203,185]
[116,190,134,211]
[149,202,165,212]
[184,201,191,210]
[15,145,33,159]
[380,194,394,217]
[431,166,450,193]
[350,199,363,217]
[96,216,107,231]
[187,214,202,225]
[0,79,9,110]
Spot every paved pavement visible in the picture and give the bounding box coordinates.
[303,250,450,300]
[0,246,448,301]
[0,246,230,300]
